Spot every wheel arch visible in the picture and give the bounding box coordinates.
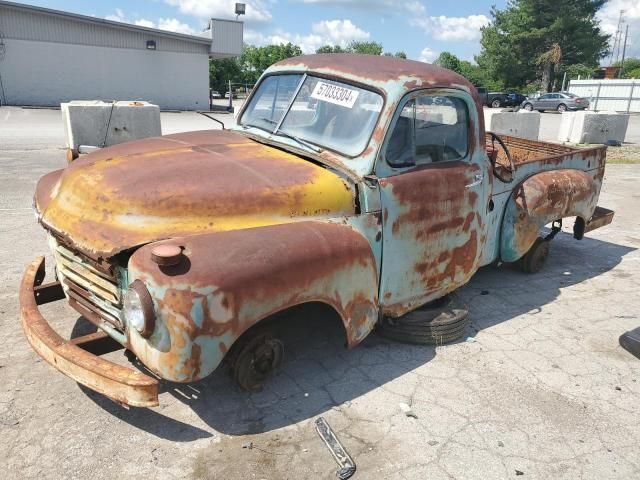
[499,169,599,262]
[126,221,380,383]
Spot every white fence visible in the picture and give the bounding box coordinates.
[568,79,640,113]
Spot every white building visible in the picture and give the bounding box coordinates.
[0,1,242,110]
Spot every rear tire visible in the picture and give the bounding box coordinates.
[519,237,550,274]
[557,103,567,113]
[378,296,470,345]
[491,99,502,108]
[523,103,533,111]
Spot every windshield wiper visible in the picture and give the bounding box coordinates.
[273,130,322,153]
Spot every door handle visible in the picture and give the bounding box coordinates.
[465,174,483,188]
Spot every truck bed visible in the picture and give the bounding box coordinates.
[487,134,576,164]
[485,133,608,196]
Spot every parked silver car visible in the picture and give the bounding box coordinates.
[521,92,589,112]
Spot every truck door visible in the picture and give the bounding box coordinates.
[376,90,490,317]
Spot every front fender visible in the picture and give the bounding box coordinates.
[500,169,599,262]
[127,221,379,382]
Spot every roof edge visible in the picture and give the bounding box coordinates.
[0,0,212,45]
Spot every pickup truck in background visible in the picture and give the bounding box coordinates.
[21,54,614,407]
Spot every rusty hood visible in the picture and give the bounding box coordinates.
[35,130,355,258]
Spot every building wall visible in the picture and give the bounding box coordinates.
[0,38,209,110]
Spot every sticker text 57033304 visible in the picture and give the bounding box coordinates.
[310,82,360,109]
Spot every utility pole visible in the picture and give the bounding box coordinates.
[619,25,629,78]
[610,9,625,65]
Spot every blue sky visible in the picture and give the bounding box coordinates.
[12,1,639,61]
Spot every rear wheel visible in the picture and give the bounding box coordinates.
[557,103,567,113]
[523,103,533,111]
[518,237,550,274]
[491,99,502,108]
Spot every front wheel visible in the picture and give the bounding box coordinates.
[230,330,284,391]
[491,99,502,108]
[557,103,567,113]
[523,103,533,111]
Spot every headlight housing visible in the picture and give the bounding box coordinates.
[123,280,155,338]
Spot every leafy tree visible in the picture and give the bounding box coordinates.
[316,45,346,54]
[394,51,407,59]
[434,52,462,73]
[615,58,640,78]
[239,43,303,84]
[477,0,609,91]
[628,67,640,79]
[347,41,383,55]
[562,63,596,80]
[209,58,242,94]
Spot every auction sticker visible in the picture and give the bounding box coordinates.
[310,81,359,108]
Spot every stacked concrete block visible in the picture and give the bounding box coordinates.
[485,110,541,140]
[558,111,630,144]
[61,100,162,151]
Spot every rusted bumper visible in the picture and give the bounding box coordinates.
[20,256,159,407]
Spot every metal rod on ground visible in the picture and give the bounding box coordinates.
[315,417,356,480]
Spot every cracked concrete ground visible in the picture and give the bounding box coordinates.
[1,107,639,479]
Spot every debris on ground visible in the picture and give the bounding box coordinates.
[466,337,477,343]
[498,441,505,447]
[315,417,356,480]
[516,470,524,476]
[398,402,418,419]
[427,440,439,446]
[242,441,253,450]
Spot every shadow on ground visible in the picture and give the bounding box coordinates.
[78,231,635,441]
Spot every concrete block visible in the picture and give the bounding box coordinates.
[487,111,540,140]
[557,110,629,144]
[61,100,161,150]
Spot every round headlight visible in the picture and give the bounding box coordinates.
[123,280,155,338]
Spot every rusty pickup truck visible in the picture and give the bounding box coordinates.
[20,54,614,407]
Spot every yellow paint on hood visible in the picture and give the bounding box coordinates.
[36,130,355,257]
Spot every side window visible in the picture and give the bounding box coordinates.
[386,94,469,168]
[539,94,551,100]
[386,100,415,167]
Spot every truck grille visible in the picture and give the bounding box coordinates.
[51,241,123,328]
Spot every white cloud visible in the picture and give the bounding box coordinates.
[418,47,437,63]
[245,19,370,54]
[134,19,156,29]
[411,14,489,41]
[165,0,272,23]
[105,10,196,35]
[597,0,640,58]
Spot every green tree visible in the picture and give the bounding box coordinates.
[477,0,609,91]
[239,43,303,84]
[209,58,242,94]
[347,41,383,55]
[615,58,640,78]
[562,63,596,80]
[316,45,346,54]
[394,51,407,59]
[433,52,462,73]
[628,67,640,79]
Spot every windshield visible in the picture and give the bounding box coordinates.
[240,74,383,157]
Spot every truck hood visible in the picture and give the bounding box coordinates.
[35,130,355,258]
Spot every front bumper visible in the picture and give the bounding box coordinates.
[20,256,159,407]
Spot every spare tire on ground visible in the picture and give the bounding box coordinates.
[377,295,470,345]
